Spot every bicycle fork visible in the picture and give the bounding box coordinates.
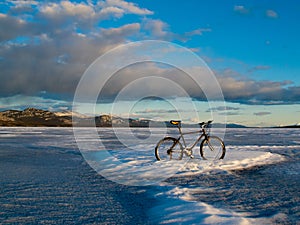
[206,138,215,152]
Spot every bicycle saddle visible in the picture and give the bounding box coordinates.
[170,120,181,125]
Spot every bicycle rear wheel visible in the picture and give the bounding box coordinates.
[200,136,225,160]
[155,137,183,161]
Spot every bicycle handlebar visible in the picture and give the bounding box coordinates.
[199,120,213,128]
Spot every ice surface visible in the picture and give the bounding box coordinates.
[0,127,299,224]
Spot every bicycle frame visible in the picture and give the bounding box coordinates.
[174,126,209,153]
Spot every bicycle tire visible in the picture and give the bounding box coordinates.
[200,136,226,160]
[155,137,183,161]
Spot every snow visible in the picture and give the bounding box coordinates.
[145,150,286,225]
[54,110,88,118]
[149,196,269,225]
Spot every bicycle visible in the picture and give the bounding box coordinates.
[155,120,226,161]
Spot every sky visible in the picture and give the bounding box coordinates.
[0,0,300,127]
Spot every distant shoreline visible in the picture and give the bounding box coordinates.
[0,107,299,128]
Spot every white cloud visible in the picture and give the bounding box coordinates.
[234,5,250,15]
[9,0,38,4]
[99,6,125,18]
[0,13,29,42]
[142,18,211,41]
[143,19,169,38]
[100,0,153,15]
[254,112,271,116]
[8,0,39,6]
[248,65,271,73]
[61,1,96,18]
[216,69,299,104]
[40,1,96,19]
[0,94,71,111]
[38,0,153,27]
[266,10,278,18]
[39,2,60,16]
[185,28,211,36]
[101,23,140,36]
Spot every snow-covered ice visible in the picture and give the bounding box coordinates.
[0,127,299,224]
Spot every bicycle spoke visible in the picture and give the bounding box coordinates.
[200,136,225,160]
[155,137,183,161]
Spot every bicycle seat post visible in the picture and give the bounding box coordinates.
[170,120,187,148]
[178,125,188,148]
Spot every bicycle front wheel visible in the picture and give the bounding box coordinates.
[200,136,226,160]
[155,137,183,161]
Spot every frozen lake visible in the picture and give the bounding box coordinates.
[0,127,299,224]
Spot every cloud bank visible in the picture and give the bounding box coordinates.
[0,1,209,101]
[0,0,299,111]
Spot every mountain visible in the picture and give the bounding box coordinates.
[0,108,154,127]
[0,107,250,128]
[0,108,72,127]
[215,123,248,128]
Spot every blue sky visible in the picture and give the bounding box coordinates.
[0,0,299,127]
